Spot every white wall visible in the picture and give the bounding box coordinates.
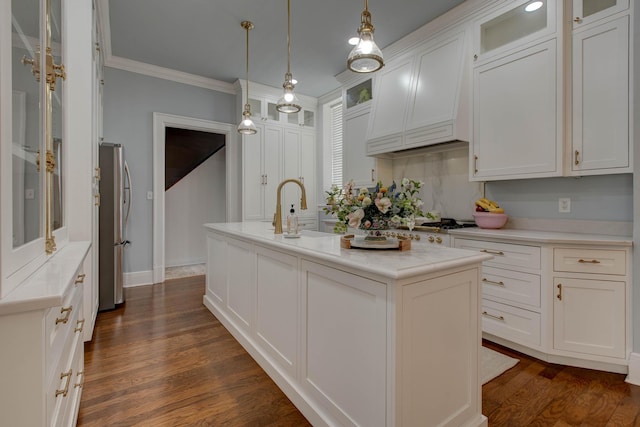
[165,148,226,267]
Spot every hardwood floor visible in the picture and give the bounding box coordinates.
[79,276,640,426]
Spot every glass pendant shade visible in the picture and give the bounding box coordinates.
[238,21,257,135]
[276,0,301,113]
[238,106,257,135]
[347,1,384,73]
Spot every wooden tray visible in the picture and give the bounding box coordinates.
[340,234,411,251]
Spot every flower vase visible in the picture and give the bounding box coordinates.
[360,217,390,242]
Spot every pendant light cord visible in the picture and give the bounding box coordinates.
[245,24,250,104]
[286,0,291,75]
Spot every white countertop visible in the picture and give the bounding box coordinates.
[204,222,491,280]
[448,227,633,246]
[0,241,91,315]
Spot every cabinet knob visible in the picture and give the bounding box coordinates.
[473,54,478,61]
[574,17,583,23]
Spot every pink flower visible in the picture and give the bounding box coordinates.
[375,197,392,214]
[347,208,365,229]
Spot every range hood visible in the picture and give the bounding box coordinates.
[365,28,471,157]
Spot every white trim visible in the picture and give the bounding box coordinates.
[626,353,640,385]
[124,270,153,288]
[152,113,237,285]
[105,56,236,94]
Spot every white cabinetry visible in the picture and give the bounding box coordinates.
[452,230,632,373]
[454,238,543,349]
[471,0,563,181]
[572,0,629,27]
[343,103,392,188]
[238,81,318,228]
[570,12,631,174]
[283,128,317,229]
[0,243,89,427]
[366,27,470,155]
[242,124,282,221]
[552,247,628,359]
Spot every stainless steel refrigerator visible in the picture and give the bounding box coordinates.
[98,142,132,311]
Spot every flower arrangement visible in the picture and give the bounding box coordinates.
[323,178,425,234]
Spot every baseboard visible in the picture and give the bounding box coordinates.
[626,353,640,385]
[124,270,154,287]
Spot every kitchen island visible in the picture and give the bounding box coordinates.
[203,222,492,427]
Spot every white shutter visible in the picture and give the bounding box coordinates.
[330,101,343,186]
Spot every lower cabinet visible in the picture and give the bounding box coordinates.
[453,233,631,373]
[0,242,89,426]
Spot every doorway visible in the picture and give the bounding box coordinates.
[152,113,238,284]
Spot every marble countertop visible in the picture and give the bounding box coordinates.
[0,241,91,315]
[204,222,491,280]
[448,227,633,246]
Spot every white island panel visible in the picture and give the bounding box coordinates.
[302,260,387,427]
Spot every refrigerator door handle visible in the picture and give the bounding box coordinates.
[123,161,133,229]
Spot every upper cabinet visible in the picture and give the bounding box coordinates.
[570,5,631,175]
[572,0,629,27]
[471,0,563,181]
[2,0,69,296]
[366,27,471,155]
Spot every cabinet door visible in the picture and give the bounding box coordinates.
[572,16,629,173]
[344,109,378,188]
[572,0,629,27]
[366,53,414,144]
[553,277,625,358]
[242,124,265,221]
[263,126,282,219]
[282,128,301,217]
[472,40,561,180]
[299,131,316,219]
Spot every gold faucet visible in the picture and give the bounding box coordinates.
[273,178,307,234]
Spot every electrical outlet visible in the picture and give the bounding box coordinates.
[559,197,571,213]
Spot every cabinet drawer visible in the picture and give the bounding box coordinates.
[46,285,82,375]
[554,248,626,275]
[455,239,541,269]
[481,299,541,347]
[481,266,541,308]
[47,324,83,426]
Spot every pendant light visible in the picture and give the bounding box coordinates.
[276,0,301,114]
[347,0,384,73]
[238,21,257,135]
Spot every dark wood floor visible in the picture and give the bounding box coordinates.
[78,276,640,426]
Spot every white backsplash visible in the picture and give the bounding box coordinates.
[392,145,482,221]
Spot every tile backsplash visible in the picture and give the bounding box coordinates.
[392,145,482,221]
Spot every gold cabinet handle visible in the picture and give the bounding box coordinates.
[474,155,478,173]
[482,311,505,321]
[75,273,86,284]
[56,370,73,397]
[574,17,583,23]
[578,259,600,264]
[94,193,100,207]
[75,319,85,333]
[75,371,85,389]
[481,249,504,255]
[56,306,73,325]
[557,283,562,301]
[482,278,505,287]
[371,169,375,182]
[574,150,580,165]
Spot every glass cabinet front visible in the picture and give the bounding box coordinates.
[50,0,63,231]
[11,0,43,249]
[479,0,548,54]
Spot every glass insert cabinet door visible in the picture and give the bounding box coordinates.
[2,0,67,292]
[10,0,43,250]
[572,0,629,26]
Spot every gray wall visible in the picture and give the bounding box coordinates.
[486,174,633,222]
[102,67,235,274]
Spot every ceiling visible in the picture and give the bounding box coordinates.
[102,0,466,98]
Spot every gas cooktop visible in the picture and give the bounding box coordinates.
[396,218,477,233]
